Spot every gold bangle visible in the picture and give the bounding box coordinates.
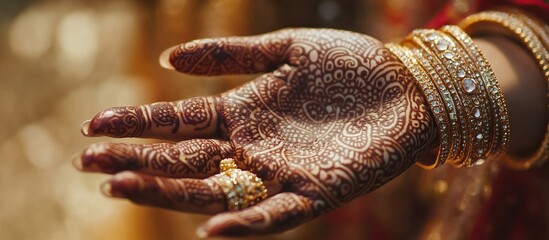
[386,43,452,168]
[405,30,493,166]
[503,9,549,61]
[405,31,467,166]
[386,26,510,168]
[436,27,497,165]
[422,30,494,166]
[441,25,510,160]
[403,35,464,163]
[460,11,549,169]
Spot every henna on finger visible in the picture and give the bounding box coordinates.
[82,96,221,140]
[199,192,315,237]
[76,139,234,178]
[167,29,292,75]
[104,171,227,214]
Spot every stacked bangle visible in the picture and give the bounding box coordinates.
[386,43,452,168]
[388,10,549,169]
[386,25,510,168]
[441,25,510,159]
[460,10,549,170]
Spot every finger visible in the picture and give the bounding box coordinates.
[74,139,234,178]
[82,96,221,140]
[102,171,226,214]
[198,192,316,238]
[160,29,292,75]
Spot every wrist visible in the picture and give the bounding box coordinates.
[388,10,549,169]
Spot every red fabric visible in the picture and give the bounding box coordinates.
[470,168,548,239]
[426,0,549,28]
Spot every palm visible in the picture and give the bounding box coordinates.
[77,29,436,236]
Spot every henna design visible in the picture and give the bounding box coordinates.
[79,139,234,177]
[150,102,179,133]
[85,97,219,140]
[82,28,437,236]
[88,106,148,138]
[202,193,315,237]
[169,31,291,75]
[178,97,217,131]
[207,29,436,233]
[107,172,226,214]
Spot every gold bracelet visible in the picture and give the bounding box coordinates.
[503,9,549,63]
[407,43,463,161]
[403,34,465,163]
[441,25,510,160]
[386,43,452,168]
[423,30,496,166]
[460,11,549,169]
[407,30,491,166]
[386,26,510,168]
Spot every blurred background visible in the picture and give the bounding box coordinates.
[1,0,515,240]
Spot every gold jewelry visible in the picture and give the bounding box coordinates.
[438,27,507,165]
[219,157,239,172]
[411,30,495,166]
[405,31,471,166]
[407,42,464,162]
[386,43,452,168]
[441,25,510,159]
[209,158,268,211]
[460,10,549,169]
[386,25,510,168]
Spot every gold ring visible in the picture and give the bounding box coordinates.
[210,158,268,211]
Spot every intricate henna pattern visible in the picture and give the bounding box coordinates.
[107,172,226,214]
[79,139,234,177]
[169,31,291,75]
[85,97,218,139]
[88,106,148,137]
[203,192,315,236]
[215,29,435,208]
[150,102,179,133]
[79,28,437,236]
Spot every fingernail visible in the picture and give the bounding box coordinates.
[81,120,91,136]
[102,181,129,198]
[104,172,140,198]
[159,47,175,70]
[71,153,84,170]
[196,226,209,239]
[102,180,129,198]
[101,182,114,197]
[73,151,103,173]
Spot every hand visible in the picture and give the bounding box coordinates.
[75,28,436,237]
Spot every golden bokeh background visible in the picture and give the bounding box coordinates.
[0,1,446,239]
